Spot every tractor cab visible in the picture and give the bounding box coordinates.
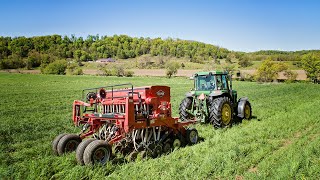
[194,72,229,91]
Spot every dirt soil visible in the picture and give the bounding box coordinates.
[1,69,308,80]
[240,70,307,80]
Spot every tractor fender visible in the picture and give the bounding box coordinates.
[185,92,193,97]
[209,92,232,101]
[208,91,224,97]
[237,97,249,118]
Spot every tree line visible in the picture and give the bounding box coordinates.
[0,34,229,69]
[237,49,320,63]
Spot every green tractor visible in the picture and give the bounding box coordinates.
[179,71,252,128]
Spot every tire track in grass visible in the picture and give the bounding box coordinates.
[245,96,320,175]
[246,124,320,178]
[246,121,319,175]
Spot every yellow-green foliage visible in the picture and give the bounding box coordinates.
[301,53,320,82]
[100,64,134,77]
[255,58,288,82]
[41,60,68,75]
[283,70,298,83]
[165,61,180,78]
[66,63,83,75]
[238,55,253,68]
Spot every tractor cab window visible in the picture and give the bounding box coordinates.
[216,75,228,90]
[196,75,216,90]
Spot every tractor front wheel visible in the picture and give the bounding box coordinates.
[210,97,233,128]
[83,140,112,165]
[179,97,194,121]
[57,134,82,155]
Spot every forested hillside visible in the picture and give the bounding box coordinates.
[1,34,320,78]
[0,35,229,69]
[243,50,320,62]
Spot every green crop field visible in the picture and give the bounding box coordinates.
[0,73,319,179]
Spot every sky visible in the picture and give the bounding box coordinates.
[1,0,320,52]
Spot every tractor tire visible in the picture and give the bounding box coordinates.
[57,134,82,155]
[83,140,111,166]
[52,133,67,155]
[76,138,96,165]
[186,128,198,145]
[209,97,234,128]
[243,101,252,120]
[179,97,193,121]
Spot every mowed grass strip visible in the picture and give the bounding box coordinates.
[0,73,319,179]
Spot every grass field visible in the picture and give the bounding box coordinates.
[0,73,319,179]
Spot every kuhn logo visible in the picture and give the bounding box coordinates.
[156,90,165,97]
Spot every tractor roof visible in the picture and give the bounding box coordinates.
[195,71,228,76]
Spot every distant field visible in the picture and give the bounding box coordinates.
[0,68,308,80]
[85,58,301,71]
[0,73,319,179]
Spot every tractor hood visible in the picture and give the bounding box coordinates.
[186,90,228,97]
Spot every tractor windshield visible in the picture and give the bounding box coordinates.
[196,75,216,90]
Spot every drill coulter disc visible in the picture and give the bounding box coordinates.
[163,141,172,154]
[127,151,139,162]
[151,144,163,158]
[113,139,133,156]
[114,143,122,153]
[138,150,148,159]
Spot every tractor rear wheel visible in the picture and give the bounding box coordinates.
[209,97,233,128]
[52,133,67,155]
[179,97,194,121]
[76,138,95,165]
[83,140,111,165]
[57,134,82,155]
[244,101,252,120]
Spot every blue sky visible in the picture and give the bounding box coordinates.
[1,0,319,52]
